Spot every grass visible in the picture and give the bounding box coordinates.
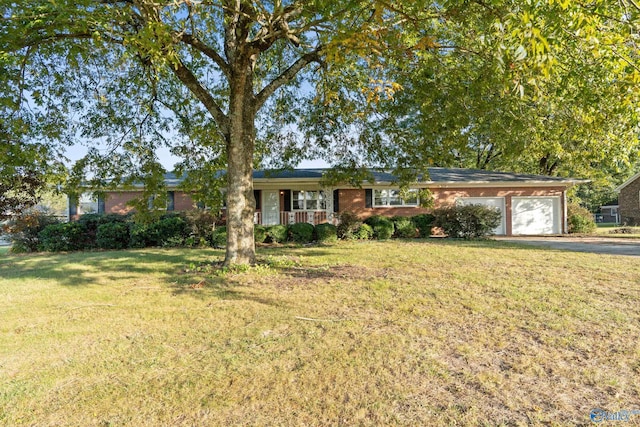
[1,240,640,426]
[594,225,640,238]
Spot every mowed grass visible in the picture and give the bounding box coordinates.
[1,241,640,426]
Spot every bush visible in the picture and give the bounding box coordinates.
[337,212,363,240]
[77,213,128,249]
[289,222,315,243]
[433,204,501,239]
[129,222,159,248]
[96,222,130,250]
[3,211,60,253]
[392,216,417,239]
[315,223,338,243]
[184,210,218,245]
[568,203,597,234]
[364,215,394,240]
[254,225,268,244]
[266,225,288,243]
[155,215,190,246]
[210,226,227,248]
[38,222,88,252]
[412,214,435,237]
[355,223,373,240]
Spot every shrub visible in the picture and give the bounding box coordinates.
[364,215,394,240]
[267,225,288,243]
[392,216,417,239]
[254,225,268,244]
[77,213,128,248]
[3,211,60,253]
[129,222,159,248]
[289,222,315,243]
[412,214,435,237]
[355,223,373,240]
[337,212,363,240]
[433,204,501,239]
[38,222,88,252]
[184,210,218,244]
[210,226,227,248]
[155,215,190,246]
[568,203,597,234]
[315,223,338,243]
[96,222,130,250]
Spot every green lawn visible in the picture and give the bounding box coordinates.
[1,240,640,426]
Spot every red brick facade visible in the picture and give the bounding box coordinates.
[618,176,640,225]
[95,184,567,235]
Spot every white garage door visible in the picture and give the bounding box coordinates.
[512,197,561,235]
[457,197,506,235]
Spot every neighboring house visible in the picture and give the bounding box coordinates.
[72,168,585,236]
[615,171,640,225]
[596,204,619,224]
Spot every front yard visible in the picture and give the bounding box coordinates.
[1,240,639,425]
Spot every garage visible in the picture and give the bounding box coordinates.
[457,197,506,235]
[512,197,561,235]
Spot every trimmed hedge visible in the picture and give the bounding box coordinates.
[267,225,288,243]
[210,226,227,248]
[289,222,315,243]
[364,215,394,240]
[254,225,268,244]
[355,223,373,240]
[392,216,417,239]
[433,204,501,239]
[38,222,87,252]
[315,223,338,243]
[412,214,434,237]
[96,222,130,250]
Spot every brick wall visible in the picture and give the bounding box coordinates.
[619,179,640,225]
[105,191,196,214]
[336,186,567,235]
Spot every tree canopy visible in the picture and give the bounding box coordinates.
[1,1,639,262]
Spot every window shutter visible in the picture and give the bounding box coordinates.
[283,190,291,212]
[167,191,175,211]
[333,190,339,213]
[97,196,105,214]
[69,196,78,216]
[365,189,373,208]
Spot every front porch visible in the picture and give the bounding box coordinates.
[254,188,337,226]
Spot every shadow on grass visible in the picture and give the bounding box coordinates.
[0,248,223,287]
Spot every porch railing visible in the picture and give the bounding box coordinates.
[254,211,334,226]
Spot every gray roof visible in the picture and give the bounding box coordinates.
[161,167,582,186]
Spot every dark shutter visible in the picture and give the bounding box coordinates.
[283,190,291,212]
[365,189,373,208]
[97,196,105,214]
[253,190,261,210]
[167,191,175,211]
[333,190,339,213]
[68,196,78,217]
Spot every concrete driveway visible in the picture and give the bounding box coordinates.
[494,236,640,256]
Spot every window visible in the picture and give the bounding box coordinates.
[167,191,175,211]
[292,190,326,211]
[373,189,419,207]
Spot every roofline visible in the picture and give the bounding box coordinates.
[615,171,640,192]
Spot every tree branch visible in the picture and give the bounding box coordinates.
[179,33,231,78]
[254,48,322,112]
[170,58,230,136]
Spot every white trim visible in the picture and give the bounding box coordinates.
[372,188,419,208]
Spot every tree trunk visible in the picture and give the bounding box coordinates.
[224,65,256,266]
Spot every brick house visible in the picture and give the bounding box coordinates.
[616,171,640,225]
[71,168,585,235]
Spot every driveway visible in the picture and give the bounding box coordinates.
[494,236,640,256]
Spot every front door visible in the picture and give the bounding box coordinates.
[262,190,280,225]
